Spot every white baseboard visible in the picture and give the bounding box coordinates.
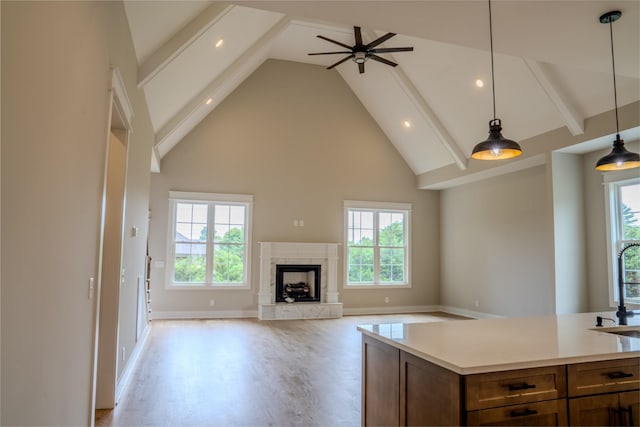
[115,322,151,404]
[437,305,505,319]
[343,305,441,316]
[152,310,258,320]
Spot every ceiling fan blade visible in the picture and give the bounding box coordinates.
[366,32,396,49]
[327,54,354,70]
[308,51,353,55]
[317,35,353,50]
[369,54,398,67]
[358,62,365,74]
[354,26,363,46]
[369,47,414,53]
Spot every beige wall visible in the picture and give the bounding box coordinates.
[550,152,588,314]
[148,59,440,315]
[440,165,556,317]
[1,2,153,424]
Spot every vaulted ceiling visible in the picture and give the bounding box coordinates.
[123,1,640,187]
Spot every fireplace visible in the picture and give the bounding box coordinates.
[275,264,321,303]
[258,242,343,320]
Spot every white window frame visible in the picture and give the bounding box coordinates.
[166,191,253,290]
[604,173,640,306]
[343,200,411,289]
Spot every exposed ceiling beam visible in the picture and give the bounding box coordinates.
[154,16,291,158]
[419,154,547,190]
[390,67,468,170]
[524,58,584,136]
[137,3,235,88]
[151,145,161,173]
[359,29,468,170]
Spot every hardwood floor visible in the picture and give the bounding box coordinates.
[95,312,465,427]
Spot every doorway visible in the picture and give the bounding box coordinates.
[91,69,133,422]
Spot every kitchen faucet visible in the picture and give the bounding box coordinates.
[616,242,640,325]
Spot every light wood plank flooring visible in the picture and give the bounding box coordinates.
[95,312,465,427]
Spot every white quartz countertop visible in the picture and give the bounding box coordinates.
[357,312,640,375]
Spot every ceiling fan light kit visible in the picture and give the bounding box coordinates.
[595,10,640,171]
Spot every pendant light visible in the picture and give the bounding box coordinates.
[471,0,522,160]
[595,11,640,171]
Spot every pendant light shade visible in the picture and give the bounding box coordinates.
[472,119,522,160]
[595,11,640,171]
[471,0,522,161]
[595,134,640,171]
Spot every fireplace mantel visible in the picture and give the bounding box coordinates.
[258,242,343,320]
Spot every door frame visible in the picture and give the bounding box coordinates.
[89,67,134,424]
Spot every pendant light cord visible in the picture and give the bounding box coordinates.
[608,18,620,135]
[489,0,496,120]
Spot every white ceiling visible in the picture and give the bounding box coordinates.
[123,1,640,181]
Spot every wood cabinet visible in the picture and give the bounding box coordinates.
[467,399,568,426]
[466,366,567,426]
[361,335,639,427]
[621,390,640,426]
[400,351,462,426]
[568,359,640,426]
[466,366,566,410]
[362,335,400,427]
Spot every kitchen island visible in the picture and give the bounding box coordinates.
[358,312,640,426]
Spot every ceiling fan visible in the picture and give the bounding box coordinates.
[308,26,414,74]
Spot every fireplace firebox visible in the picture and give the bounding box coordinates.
[275,264,321,303]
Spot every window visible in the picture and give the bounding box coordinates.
[168,191,252,289]
[344,200,411,288]
[606,178,640,304]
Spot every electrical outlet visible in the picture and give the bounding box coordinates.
[475,300,479,308]
[209,299,215,307]
[122,347,126,361]
[384,297,389,304]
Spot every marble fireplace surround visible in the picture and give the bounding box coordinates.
[258,242,343,320]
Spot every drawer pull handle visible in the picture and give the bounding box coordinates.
[510,408,538,418]
[507,382,537,391]
[605,371,633,380]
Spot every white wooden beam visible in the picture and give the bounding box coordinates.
[137,3,234,88]
[150,146,161,173]
[391,66,468,170]
[154,17,291,159]
[524,58,584,136]
[361,29,468,170]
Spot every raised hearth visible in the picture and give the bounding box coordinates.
[258,242,342,320]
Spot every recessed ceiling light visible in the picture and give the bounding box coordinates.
[215,39,224,48]
[205,98,213,105]
[475,79,484,88]
[403,120,411,128]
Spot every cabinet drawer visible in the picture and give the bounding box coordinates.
[567,358,640,397]
[467,399,568,426]
[466,366,566,411]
